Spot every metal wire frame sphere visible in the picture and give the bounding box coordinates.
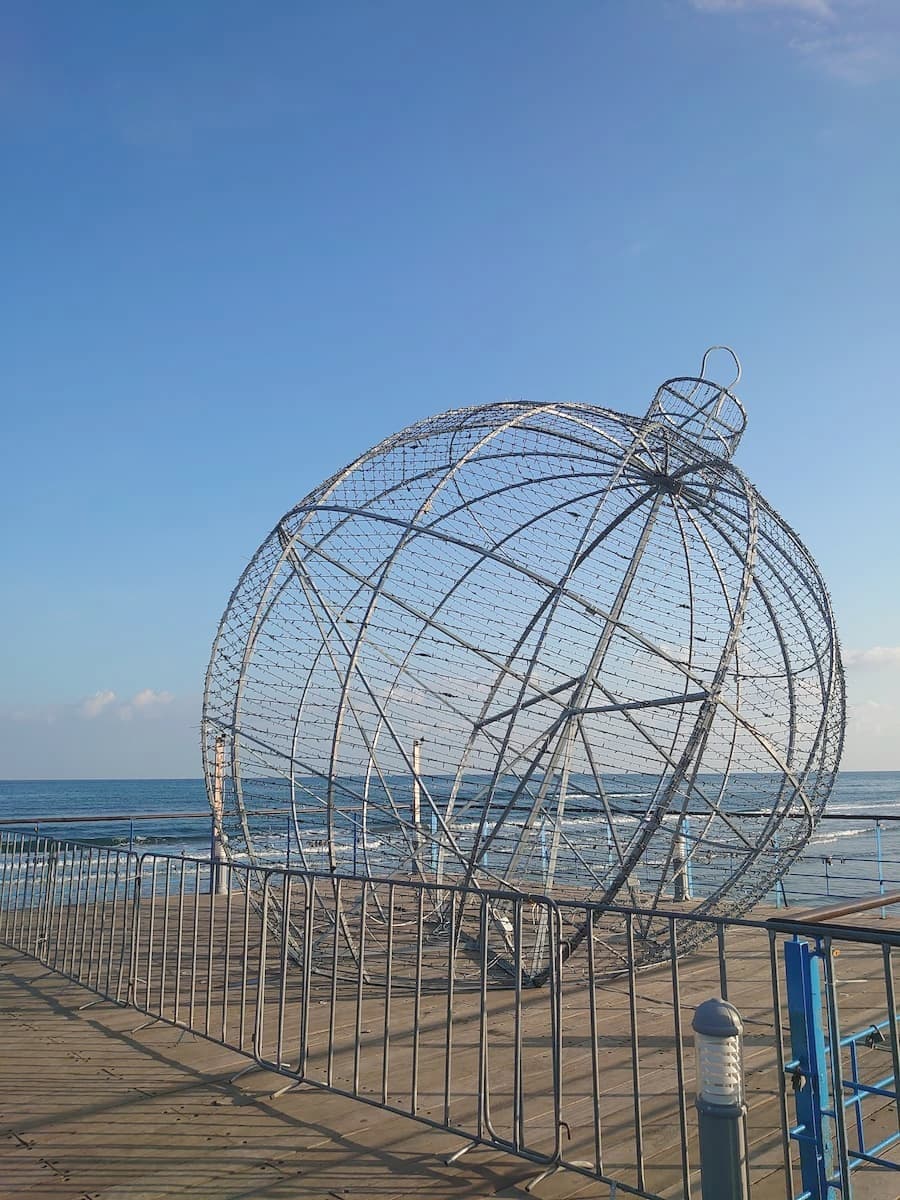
[202,349,844,972]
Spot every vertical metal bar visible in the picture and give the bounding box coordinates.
[684,815,694,899]
[159,858,171,1018]
[174,862,186,1024]
[548,900,563,1162]
[410,885,425,1116]
[626,913,645,1191]
[23,834,37,955]
[876,821,886,919]
[299,876,315,1079]
[117,853,136,1005]
[12,832,28,949]
[211,734,227,896]
[67,847,86,979]
[585,908,603,1174]
[188,860,201,1028]
[81,845,96,986]
[239,869,251,1051]
[327,878,341,1087]
[381,883,395,1106]
[513,898,525,1152]
[65,845,80,977]
[0,834,13,943]
[33,838,52,964]
[0,833,13,940]
[411,739,422,879]
[821,936,852,1198]
[353,881,368,1095]
[670,919,691,1198]
[848,1040,864,1154]
[255,877,271,1066]
[443,891,458,1127]
[145,858,159,1013]
[768,929,795,1200]
[476,897,489,1139]
[38,840,59,969]
[220,871,233,1045]
[60,842,76,977]
[102,852,119,997]
[205,856,216,1037]
[718,923,729,1000]
[34,838,52,963]
[883,944,900,1143]
[90,846,107,989]
[78,847,97,984]
[276,873,292,1070]
[128,855,144,1010]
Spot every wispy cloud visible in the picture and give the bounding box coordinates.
[691,0,835,16]
[78,690,117,719]
[792,30,900,82]
[689,0,900,83]
[64,689,178,722]
[118,689,174,721]
[845,646,900,669]
[0,692,200,778]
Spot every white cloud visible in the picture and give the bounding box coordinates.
[119,689,175,721]
[792,30,900,82]
[66,688,179,723]
[689,0,900,83]
[844,646,900,669]
[0,692,201,779]
[691,0,834,15]
[78,690,117,719]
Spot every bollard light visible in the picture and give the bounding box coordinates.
[692,997,748,1200]
[693,996,745,1107]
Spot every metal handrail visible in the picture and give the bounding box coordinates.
[771,889,900,925]
[0,808,285,826]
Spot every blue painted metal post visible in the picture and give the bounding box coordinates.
[785,937,834,1199]
[352,822,358,876]
[430,807,438,876]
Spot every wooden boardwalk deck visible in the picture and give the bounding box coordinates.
[4,905,900,1199]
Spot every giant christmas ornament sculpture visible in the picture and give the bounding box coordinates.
[202,348,844,971]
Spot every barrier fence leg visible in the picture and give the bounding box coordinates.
[785,938,833,1200]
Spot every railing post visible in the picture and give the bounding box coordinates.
[411,738,423,877]
[210,733,228,896]
[674,821,692,902]
[785,937,833,1199]
[692,997,748,1200]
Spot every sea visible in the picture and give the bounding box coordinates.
[1,772,899,907]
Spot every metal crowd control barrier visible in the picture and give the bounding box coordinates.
[5,827,900,1198]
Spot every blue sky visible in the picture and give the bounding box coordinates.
[2,0,898,776]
